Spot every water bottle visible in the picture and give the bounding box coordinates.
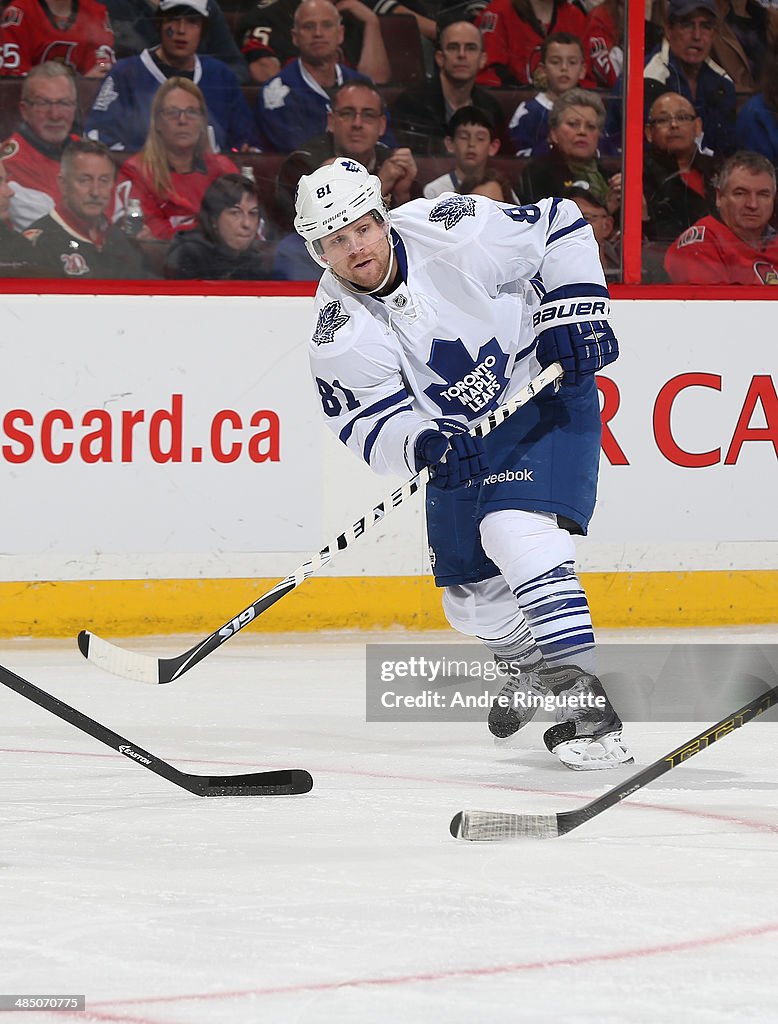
[124,198,145,237]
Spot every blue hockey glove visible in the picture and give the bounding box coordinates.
[414,429,489,490]
[534,288,619,386]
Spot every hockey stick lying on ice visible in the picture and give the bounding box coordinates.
[77,361,564,685]
[450,682,778,841]
[0,662,313,796]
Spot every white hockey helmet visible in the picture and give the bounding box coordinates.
[294,157,390,270]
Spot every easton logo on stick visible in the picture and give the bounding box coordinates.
[118,744,152,765]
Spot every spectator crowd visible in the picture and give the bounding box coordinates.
[0,0,777,283]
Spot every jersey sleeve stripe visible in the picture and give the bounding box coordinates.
[541,282,610,303]
[546,217,588,246]
[338,388,410,444]
[547,197,562,228]
[363,403,414,464]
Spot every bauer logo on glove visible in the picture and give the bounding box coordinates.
[534,285,619,386]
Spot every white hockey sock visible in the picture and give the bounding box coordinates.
[477,616,544,670]
[479,510,597,674]
[513,561,596,673]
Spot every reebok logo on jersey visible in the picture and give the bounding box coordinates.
[533,299,608,328]
[483,469,534,484]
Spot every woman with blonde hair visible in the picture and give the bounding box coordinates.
[114,77,236,241]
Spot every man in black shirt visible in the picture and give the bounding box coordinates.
[24,139,146,279]
[390,19,508,155]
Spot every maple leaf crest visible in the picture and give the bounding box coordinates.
[428,195,476,230]
[312,301,350,346]
[424,337,508,421]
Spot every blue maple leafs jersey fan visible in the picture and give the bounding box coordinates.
[308,192,609,477]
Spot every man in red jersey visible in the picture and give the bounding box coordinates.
[665,150,778,285]
[476,0,590,88]
[0,0,114,76]
[0,62,78,229]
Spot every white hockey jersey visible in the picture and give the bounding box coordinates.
[307,193,609,478]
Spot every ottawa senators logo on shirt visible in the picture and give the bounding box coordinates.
[1,5,22,27]
[676,225,706,249]
[754,261,778,285]
[60,252,90,276]
[0,139,19,160]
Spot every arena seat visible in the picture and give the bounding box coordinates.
[0,78,23,142]
[379,15,426,87]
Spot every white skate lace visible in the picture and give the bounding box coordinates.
[495,671,547,703]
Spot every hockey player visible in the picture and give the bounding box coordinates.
[294,158,633,771]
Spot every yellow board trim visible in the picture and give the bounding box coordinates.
[0,572,775,637]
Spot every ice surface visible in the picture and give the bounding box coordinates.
[1,628,777,1024]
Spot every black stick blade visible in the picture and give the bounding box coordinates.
[198,769,314,797]
[450,812,464,839]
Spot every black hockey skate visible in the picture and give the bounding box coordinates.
[541,665,634,771]
[488,666,549,740]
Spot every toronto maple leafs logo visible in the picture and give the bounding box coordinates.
[424,337,509,420]
[313,301,350,346]
[429,195,476,230]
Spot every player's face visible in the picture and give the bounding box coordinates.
[541,42,585,95]
[665,11,716,67]
[328,88,386,162]
[0,161,14,221]
[156,88,205,152]
[449,124,497,174]
[549,105,600,161]
[60,154,115,223]
[319,213,392,290]
[292,1,343,65]
[21,77,77,145]
[160,14,203,64]
[435,22,484,83]
[216,192,261,252]
[717,167,776,243]
[645,94,700,156]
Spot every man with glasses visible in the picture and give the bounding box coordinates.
[254,0,389,153]
[644,0,736,157]
[643,91,717,261]
[278,81,418,226]
[85,0,255,152]
[0,62,78,229]
[391,20,507,155]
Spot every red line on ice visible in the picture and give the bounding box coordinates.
[82,919,778,1014]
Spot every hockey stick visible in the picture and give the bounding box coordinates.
[450,682,778,840]
[0,662,313,797]
[77,361,564,684]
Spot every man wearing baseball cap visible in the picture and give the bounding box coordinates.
[102,0,247,79]
[86,0,257,152]
[644,0,736,156]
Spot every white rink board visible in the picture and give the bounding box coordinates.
[0,295,776,581]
